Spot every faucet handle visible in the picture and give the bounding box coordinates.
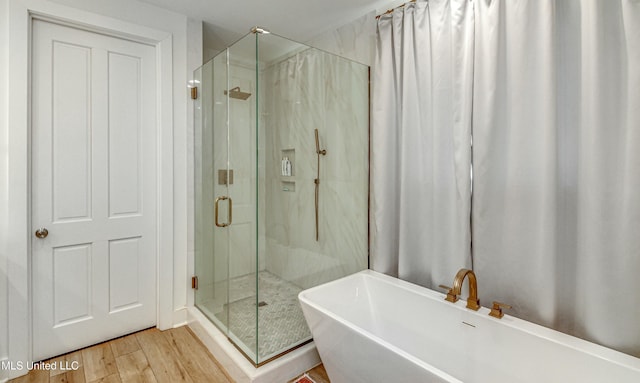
[489,301,512,319]
[438,285,458,303]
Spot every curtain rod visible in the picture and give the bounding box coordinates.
[376,0,417,19]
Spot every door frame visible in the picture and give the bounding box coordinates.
[6,2,175,377]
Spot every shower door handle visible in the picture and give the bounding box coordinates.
[214,196,233,227]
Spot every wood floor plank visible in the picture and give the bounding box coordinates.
[135,329,193,383]
[64,351,84,369]
[47,351,84,383]
[115,349,157,383]
[8,367,50,383]
[162,327,231,383]
[48,351,85,383]
[289,364,331,383]
[48,355,67,377]
[110,335,141,358]
[81,343,117,382]
[64,366,87,383]
[308,364,330,383]
[87,374,121,383]
[9,326,237,383]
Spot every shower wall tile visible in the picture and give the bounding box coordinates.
[305,11,376,67]
[262,48,369,290]
[266,240,347,289]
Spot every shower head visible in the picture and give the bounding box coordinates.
[224,86,252,100]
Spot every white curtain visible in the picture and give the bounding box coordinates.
[473,0,640,356]
[371,0,475,288]
[373,0,640,356]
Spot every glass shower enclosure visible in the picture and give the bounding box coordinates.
[193,29,369,366]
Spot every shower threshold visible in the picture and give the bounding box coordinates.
[187,307,320,382]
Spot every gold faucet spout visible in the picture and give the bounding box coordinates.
[450,268,480,311]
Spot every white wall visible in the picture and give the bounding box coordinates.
[0,0,201,379]
[305,11,377,67]
[0,0,10,367]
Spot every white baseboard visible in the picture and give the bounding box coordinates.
[172,307,188,327]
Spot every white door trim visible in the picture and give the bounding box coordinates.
[7,2,174,377]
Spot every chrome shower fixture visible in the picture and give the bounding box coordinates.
[224,86,252,100]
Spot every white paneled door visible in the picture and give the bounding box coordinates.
[31,20,157,361]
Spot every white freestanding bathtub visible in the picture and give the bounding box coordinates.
[298,270,640,383]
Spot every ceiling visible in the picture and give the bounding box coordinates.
[139,0,403,51]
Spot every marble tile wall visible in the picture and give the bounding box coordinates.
[261,48,369,289]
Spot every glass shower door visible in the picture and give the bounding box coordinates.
[194,50,231,334]
[225,33,259,362]
[194,37,260,364]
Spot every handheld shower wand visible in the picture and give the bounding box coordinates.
[314,129,326,241]
[315,129,327,156]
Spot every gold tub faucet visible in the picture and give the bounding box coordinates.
[439,268,481,311]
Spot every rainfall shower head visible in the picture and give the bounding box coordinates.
[224,86,252,100]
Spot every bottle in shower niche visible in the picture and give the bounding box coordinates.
[281,157,286,176]
[285,157,292,176]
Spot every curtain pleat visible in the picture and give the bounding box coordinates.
[473,0,640,356]
[371,0,474,288]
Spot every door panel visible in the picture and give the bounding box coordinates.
[108,52,143,217]
[52,244,92,325]
[32,20,157,360]
[51,41,92,223]
[108,237,143,312]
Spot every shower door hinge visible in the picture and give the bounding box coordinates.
[218,169,234,185]
[191,276,198,290]
[190,87,198,100]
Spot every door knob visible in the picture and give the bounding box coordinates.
[35,228,49,239]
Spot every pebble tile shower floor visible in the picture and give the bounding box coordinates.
[205,271,312,361]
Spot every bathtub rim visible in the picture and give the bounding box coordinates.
[299,269,640,374]
[299,270,463,383]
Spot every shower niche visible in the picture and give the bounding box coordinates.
[281,148,295,192]
[193,28,369,366]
